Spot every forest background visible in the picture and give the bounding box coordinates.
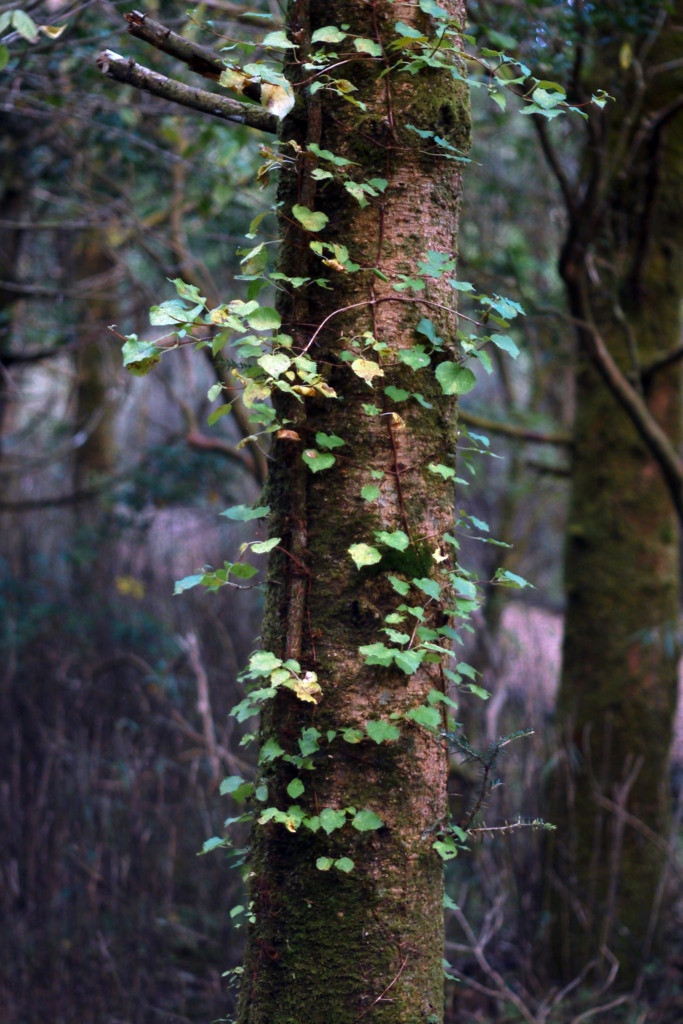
[2,1,683,1022]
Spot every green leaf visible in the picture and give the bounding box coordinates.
[428,462,456,480]
[352,809,384,831]
[384,385,411,402]
[414,577,441,600]
[315,431,345,449]
[406,704,441,729]
[251,537,280,554]
[12,9,38,41]
[220,504,270,521]
[375,530,409,551]
[493,568,533,588]
[434,838,459,861]
[249,650,282,675]
[490,333,520,358]
[201,836,225,854]
[444,892,459,911]
[247,307,282,330]
[334,857,355,873]
[395,649,425,675]
[258,352,291,377]
[262,29,296,47]
[435,362,476,395]
[292,204,329,232]
[354,37,382,55]
[316,856,335,871]
[399,346,431,370]
[312,25,347,43]
[342,728,365,744]
[173,574,204,595]
[302,449,336,472]
[349,543,382,568]
[320,807,347,834]
[287,778,305,799]
[121,336,161,376]
[394,22,425,38]
[259,738,285,763]
[419,0,449,16]
[366,720,401,744]
[361,484,380,501]
[360,642,395,667]
[418,251,457,278]
[388,575,410,596]
[0,45,10,71]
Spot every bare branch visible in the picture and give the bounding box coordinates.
[125,10,226,81]
[459,410,571,447]
[95,50,278,135]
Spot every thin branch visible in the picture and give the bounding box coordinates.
[532,116,577,218]
[459,410,571,447]
[95,51,278,135]
[125,10,226,81]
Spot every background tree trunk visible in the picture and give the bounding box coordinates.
[549,6,683,982]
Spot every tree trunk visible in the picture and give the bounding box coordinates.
[550,7,683,983]
[237,2,470,1022]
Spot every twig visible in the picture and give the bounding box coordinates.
[352,954,408,1023]
[96,51,278,134]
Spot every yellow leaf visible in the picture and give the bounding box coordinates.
[40,24,67,38]
[351,358,384,386]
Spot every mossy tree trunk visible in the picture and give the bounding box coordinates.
[237,2,470,1022]
[548,4,683,983]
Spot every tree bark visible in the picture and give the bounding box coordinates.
[237,2,470,1022]
[549,4,683,983]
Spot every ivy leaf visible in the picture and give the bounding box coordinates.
[284,672,323,703]
[334,857,355,873]
[251,537,281,555]
[302,449,336,472]
[375,530,409,551]
[354,37,382,55]
[320,807,347,834]
[384,385,411,402]
[428,462,456,480]
[406,704,441,728]
[351,809,384,831]
[312,25,347,43]
[418,251,457,278]
[351,358,384,385]
[349,543,382,568]
[292,204,329,232]
[395,649,425,675]
[248,307,282,330]
[434,838,460,861]
[287,778,305,799]
[419,0,449,16]
[435,362,476,395]
[361,484,380,501]
[249,650,282,675]
[201,836,225,855]
[259,738,285,763]
[414,577,441,600]
[342,728,365,743]
[359,642,395,666]
[262,29,297,48]
[493,568,533,588]
[258,352,291,377]
[316,857,335,871]
[366,719,401,743]
[315,432,345,449]
[122,336,161,376]
[394,22,425,38]
[388,575,410,596]
[221,504,270,521]
[173,574,204,595]
[490,333,520,358]
[399,346,431,370]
